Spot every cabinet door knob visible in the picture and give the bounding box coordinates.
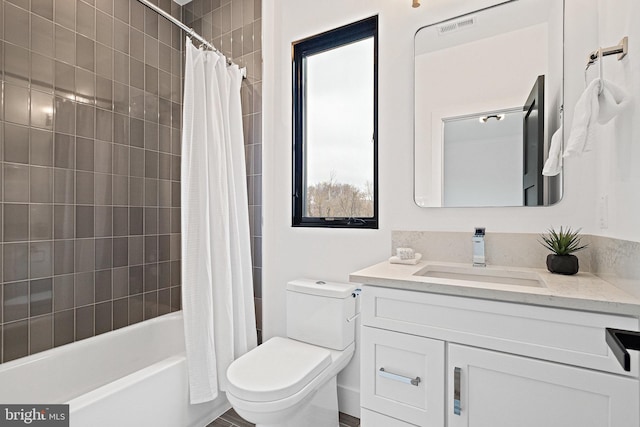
[378,367,421,386]
[454,367,462,416]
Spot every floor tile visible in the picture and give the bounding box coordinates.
[209,409,361,427]
[339,412,361,427]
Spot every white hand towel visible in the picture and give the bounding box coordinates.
[564,79,600,157]
[542,126,563,176]
[396,247,415,260]
[389,253,422,265]
[564,78,631,158]
[597,79,631,124]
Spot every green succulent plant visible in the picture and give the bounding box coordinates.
[540,226,588,256]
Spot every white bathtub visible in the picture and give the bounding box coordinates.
[0,312,230,427]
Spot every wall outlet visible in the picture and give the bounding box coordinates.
[598,195,609,229]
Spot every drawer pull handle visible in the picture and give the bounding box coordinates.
[606,328,640,372]
[454,367,461,416]
[378,367,421,386]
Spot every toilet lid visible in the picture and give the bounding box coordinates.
[226,337,331,402]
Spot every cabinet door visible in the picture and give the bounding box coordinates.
[448,344,640,427]
[361,326,445,426]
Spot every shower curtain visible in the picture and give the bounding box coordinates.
[181,39,257,404]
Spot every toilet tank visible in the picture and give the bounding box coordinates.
[286,279,357,351]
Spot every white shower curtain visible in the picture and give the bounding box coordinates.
[181,39,257,404]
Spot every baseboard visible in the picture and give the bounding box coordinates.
[338,384,360,419]
[192,394,231,427]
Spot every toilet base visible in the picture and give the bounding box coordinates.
[234,376,339,427]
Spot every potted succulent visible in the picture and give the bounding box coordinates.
[540,227,588,275]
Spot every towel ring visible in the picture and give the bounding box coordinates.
[598,48,604,94]
[584,37,630,94]
[584,48,605,95]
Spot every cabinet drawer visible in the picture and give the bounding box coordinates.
[360,408,418,426]
[362,285,639,376]
[361,326,444,427]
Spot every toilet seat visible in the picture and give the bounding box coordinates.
[226,337,331,402]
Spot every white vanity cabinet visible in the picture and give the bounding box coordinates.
[360,285,640,427]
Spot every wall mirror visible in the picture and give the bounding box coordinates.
[414,0,564,207]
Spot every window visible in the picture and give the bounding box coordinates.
[292,16,378,228]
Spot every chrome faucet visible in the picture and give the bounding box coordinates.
[472,227,486,267]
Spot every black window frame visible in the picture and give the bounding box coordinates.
[292,16,379,229]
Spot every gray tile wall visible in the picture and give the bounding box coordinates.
[184,0,262,342]
[0,0,183,363]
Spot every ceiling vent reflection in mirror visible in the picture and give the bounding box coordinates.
[438,16,477,35]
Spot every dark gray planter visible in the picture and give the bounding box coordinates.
[546,254,579,275]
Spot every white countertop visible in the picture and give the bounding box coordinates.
[350,260,640,316]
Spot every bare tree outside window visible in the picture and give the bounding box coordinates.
[306,172,374,218]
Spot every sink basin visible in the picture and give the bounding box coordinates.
[414,264,545,287]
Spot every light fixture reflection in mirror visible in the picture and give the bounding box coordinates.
[479,114,505,123]
[414,0,564,208]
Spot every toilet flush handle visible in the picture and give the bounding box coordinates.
[347,288,362,322]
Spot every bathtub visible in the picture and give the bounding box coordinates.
[0,312,230,427]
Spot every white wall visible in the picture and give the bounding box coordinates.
[444,132,523,207]
[263,0,611,417]
[592,0,640,242]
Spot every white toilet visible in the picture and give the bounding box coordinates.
[226,279,357,427]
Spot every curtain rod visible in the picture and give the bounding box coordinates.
[135,0,247,78]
